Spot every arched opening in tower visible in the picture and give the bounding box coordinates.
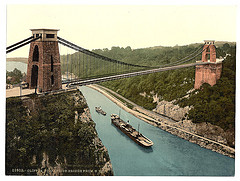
[51,55,54,72]
[203,46,210,62]
[32,45,39,62]
[207,49,210,60]
[31,65,38,88]
[51,75,54,85]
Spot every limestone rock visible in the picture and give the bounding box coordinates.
[153,100,191,121]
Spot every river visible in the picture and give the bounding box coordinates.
[6,61,27,73]
[79,86,234,176]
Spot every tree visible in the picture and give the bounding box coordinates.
[6,68,23,85]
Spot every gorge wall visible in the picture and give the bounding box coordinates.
[6,90,113,176]
[150,94,235,157]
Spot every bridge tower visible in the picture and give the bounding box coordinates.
[194,40,222,89]
[26,29,62,92]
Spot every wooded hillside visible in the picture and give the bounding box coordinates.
[60,42,235,146]
[99,43,236,138]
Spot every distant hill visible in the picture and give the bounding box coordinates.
[6,57,28,64]
[214,41,236,47]
[148,41,236,49]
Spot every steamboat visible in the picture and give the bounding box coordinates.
[95,106,107,116]
[111,114,153,147]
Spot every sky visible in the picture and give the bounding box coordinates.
[5,3,237,58]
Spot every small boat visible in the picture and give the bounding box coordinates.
[111,114,153,147]
[95,106,107,116]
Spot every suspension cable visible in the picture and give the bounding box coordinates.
[6,36,42,54]
[66,54,68,78]
[214,45,226,59]
[57,36,151,68]
[58,38,141,68]
[161,44,205,67]
[58,36,207,70]
[169,45,210,66]
[6,36,34,50]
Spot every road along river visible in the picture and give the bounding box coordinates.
[79,86,234,176]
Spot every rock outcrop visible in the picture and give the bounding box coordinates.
[6,89,114,176]
[153,100,191,121]
[151,96,235,158]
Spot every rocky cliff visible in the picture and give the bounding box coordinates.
[6,90,113,176]
[152,97,234,149]
[153,100,191,121]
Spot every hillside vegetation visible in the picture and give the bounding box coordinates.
[99,42,236,139]
[6,68,24,85]
[6,91,112,175]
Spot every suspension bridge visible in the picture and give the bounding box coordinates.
[6,29,224,93]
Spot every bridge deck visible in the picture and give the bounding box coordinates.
[65,61,220,86]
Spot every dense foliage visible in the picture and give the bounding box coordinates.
[6,68,23,85]
[6,91,110,175]
[100,43,235,134]
[101,67,195,110]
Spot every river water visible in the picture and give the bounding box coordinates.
[6,61,27,73]
[79,86,234,176]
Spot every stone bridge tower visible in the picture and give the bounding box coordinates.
[194,40,223,89]
[26,29,62,92]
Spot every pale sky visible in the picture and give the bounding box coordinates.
[5,4,237,58]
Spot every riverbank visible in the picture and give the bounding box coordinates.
[87,84,235,158]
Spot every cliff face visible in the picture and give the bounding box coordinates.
[6,90,113,176]
[153,98,234,148]
[153,100,191,121]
